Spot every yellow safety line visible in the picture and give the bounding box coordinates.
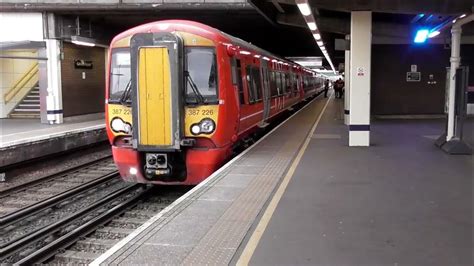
[236,93,333,266]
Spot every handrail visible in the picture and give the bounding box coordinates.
[4,63,39,103]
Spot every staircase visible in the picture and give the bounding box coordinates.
[9,85,41,118]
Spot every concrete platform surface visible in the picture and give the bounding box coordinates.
[0,117,106,167]
[0,118,105,148]
[249,99,473,266]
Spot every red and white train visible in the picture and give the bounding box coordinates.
[105,20,324,185]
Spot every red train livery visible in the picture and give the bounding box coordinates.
[105,20,323,185]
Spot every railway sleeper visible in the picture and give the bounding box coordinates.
[53,250,98,264]
[120,210,155,219]
[133,202,167,213]
[92,226,134,239]
[1,198,38,208]
[73,237,117,252]
[107,217,147,229]
[75,173,106,178]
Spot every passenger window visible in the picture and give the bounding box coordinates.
[281,73,287,94]
[270,71,278,97]
[246,65,263,103]
[246,65,255,103]
[234,59,244,104]
[252,67,262,101]
[286,74,291,94]
[291,73,298,96]
[276,72,281,95]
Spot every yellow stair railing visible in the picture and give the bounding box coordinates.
[4,63,39,103]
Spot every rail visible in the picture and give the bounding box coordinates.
[0,155,113,197]
[0,184,145,261]
[0,172,118,228]
[16,185,153,265]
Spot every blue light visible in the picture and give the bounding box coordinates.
[414,29,429,43]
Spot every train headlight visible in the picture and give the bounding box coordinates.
[190,118,216,135]
[200,119,215,133]
[191,125,201,135]
[111,117,132,134]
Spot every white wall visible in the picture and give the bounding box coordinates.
[0,12,44,42]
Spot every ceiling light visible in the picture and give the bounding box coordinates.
[239,50,251,55]
[313,33,321,40]
[316,41,323,46]
[307,22,317,31]
[297,3,311,16]
[71,35,96,47]
[459,14,466,18]
[428,30,440,38]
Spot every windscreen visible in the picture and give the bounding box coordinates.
[109,48,131,103]
[185,47,218,104]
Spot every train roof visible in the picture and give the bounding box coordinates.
[111,20,317,75]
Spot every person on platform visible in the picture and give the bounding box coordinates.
[334,78,345,99]
[333,78,340,98]
[340,78,345,99]
[324,79,330,98]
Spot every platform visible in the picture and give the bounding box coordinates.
[0,117,106,167]
[92,95,472,266]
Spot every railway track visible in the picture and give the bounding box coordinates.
[0,157,116,216]
[0,178,146,264]
[0,155,189,265]
[0,184,188,265]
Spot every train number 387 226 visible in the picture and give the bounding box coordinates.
[112,108,131,115]
[187,109,214,116]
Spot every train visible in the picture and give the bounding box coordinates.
[105,20,324,185]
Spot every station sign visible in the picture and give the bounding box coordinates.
[74,59,93,69]
[406,72,421,82]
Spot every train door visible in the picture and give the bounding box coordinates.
[260,60,270,126]
[130,32,184,150]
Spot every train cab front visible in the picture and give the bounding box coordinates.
[106,29,226,185]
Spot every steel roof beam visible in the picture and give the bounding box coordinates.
[307,0,473,15]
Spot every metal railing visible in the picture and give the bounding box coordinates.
[3,63,39,103]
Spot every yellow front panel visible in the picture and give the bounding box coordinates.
[108,104,132,137]
[178,32,214,47]
[184,105,219,137]
[138,47,172,146]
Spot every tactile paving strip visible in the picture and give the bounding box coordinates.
[181,101,323,265]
